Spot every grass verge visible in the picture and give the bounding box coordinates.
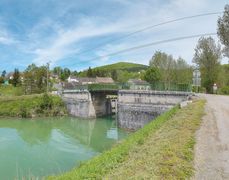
[48,100,205,179]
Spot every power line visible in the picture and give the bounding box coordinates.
[73,12,222,56]
[69,32,216,66]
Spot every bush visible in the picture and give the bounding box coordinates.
[19,105,30,118]
[219,86,229,95]
[192,86,206,93]
[40,93,53,110]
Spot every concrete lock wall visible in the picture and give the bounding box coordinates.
[90,92,113,117]
[117,90,190,130]
[62,91,96,118]
[62,91,116,118]
[118,90,189,105]
[62,90,190,129]
[118,103,173,130]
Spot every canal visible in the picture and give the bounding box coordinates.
[0,116,128,179]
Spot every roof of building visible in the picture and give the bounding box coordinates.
[63,82,81,89]
[6,72,14,78]
[128,79,150,85]
[68,75,78,79]
[96,77,114,84]
[77,77,97,83]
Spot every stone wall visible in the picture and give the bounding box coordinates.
[118,90,190,130]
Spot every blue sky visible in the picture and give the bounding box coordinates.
[0,0,228,72]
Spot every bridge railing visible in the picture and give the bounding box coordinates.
[150,82,192,92]
[88,84,119,91]
[63,82,191,92]
[117,82,191,92]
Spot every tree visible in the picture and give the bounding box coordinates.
[11,68,20,87]
[143,67,161,83]
[117,70,140,83]
[23,64,47,94]
[111,70,118,81]
[1,70,6,78]
[87,67,93,77]
[218,4,229,58]
[193,37,221,93]
[53,66,62,76]
[149,51,176,83]
[174,57,192,83]
[71,70,78,76]
[59,68,71,81]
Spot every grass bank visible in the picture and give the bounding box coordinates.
[48,100,205,179]
[0,85,24,96]
[0,93,67,118]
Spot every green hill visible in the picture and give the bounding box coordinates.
[77,62,148,82]
[93,62,148,72]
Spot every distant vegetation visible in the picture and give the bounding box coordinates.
[146,51,193,85]
[77,62,148,83]
[93,62,148,72]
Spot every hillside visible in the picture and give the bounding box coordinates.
[93,62,148,72]
[78,62,148,81]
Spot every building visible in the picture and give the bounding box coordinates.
[50,74,59,81]
[67,76,78,83]
[95,77,114,84]
[63,77,115,90]
[127,79,151,90]
[67,76,114,85]
[6,72,14,80]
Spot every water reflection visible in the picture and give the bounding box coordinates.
[0,116,128,179]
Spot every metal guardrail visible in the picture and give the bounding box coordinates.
[63,82,192,92]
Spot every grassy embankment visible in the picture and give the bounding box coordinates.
[0,85,24,96]
[0,93,67,118]
[48,99,205,179]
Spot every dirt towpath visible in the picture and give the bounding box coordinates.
[194,94,229,180]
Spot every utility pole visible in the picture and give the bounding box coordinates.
[47,61,51,93]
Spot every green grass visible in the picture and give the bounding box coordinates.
[0,85,24,96]
[0,93,67,118]
[48,100,205,179]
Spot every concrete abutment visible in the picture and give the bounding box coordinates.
[61,90,191,130]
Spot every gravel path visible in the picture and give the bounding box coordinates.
[194,94,229,180]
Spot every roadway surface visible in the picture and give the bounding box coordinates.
[194,94,229,180]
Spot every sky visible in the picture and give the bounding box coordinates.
[0,0,228,72]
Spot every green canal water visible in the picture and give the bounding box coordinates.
[0,116,128,179]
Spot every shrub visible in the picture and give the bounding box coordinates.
[19,105,29,118]
[39,93,53,110]
[219,86,229,95]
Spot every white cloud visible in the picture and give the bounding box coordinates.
[17,0,228,69]
[31,17,132,65]
[90,0,227,66]
[0,29,15,45]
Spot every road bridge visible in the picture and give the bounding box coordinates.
[61,88,191,130]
